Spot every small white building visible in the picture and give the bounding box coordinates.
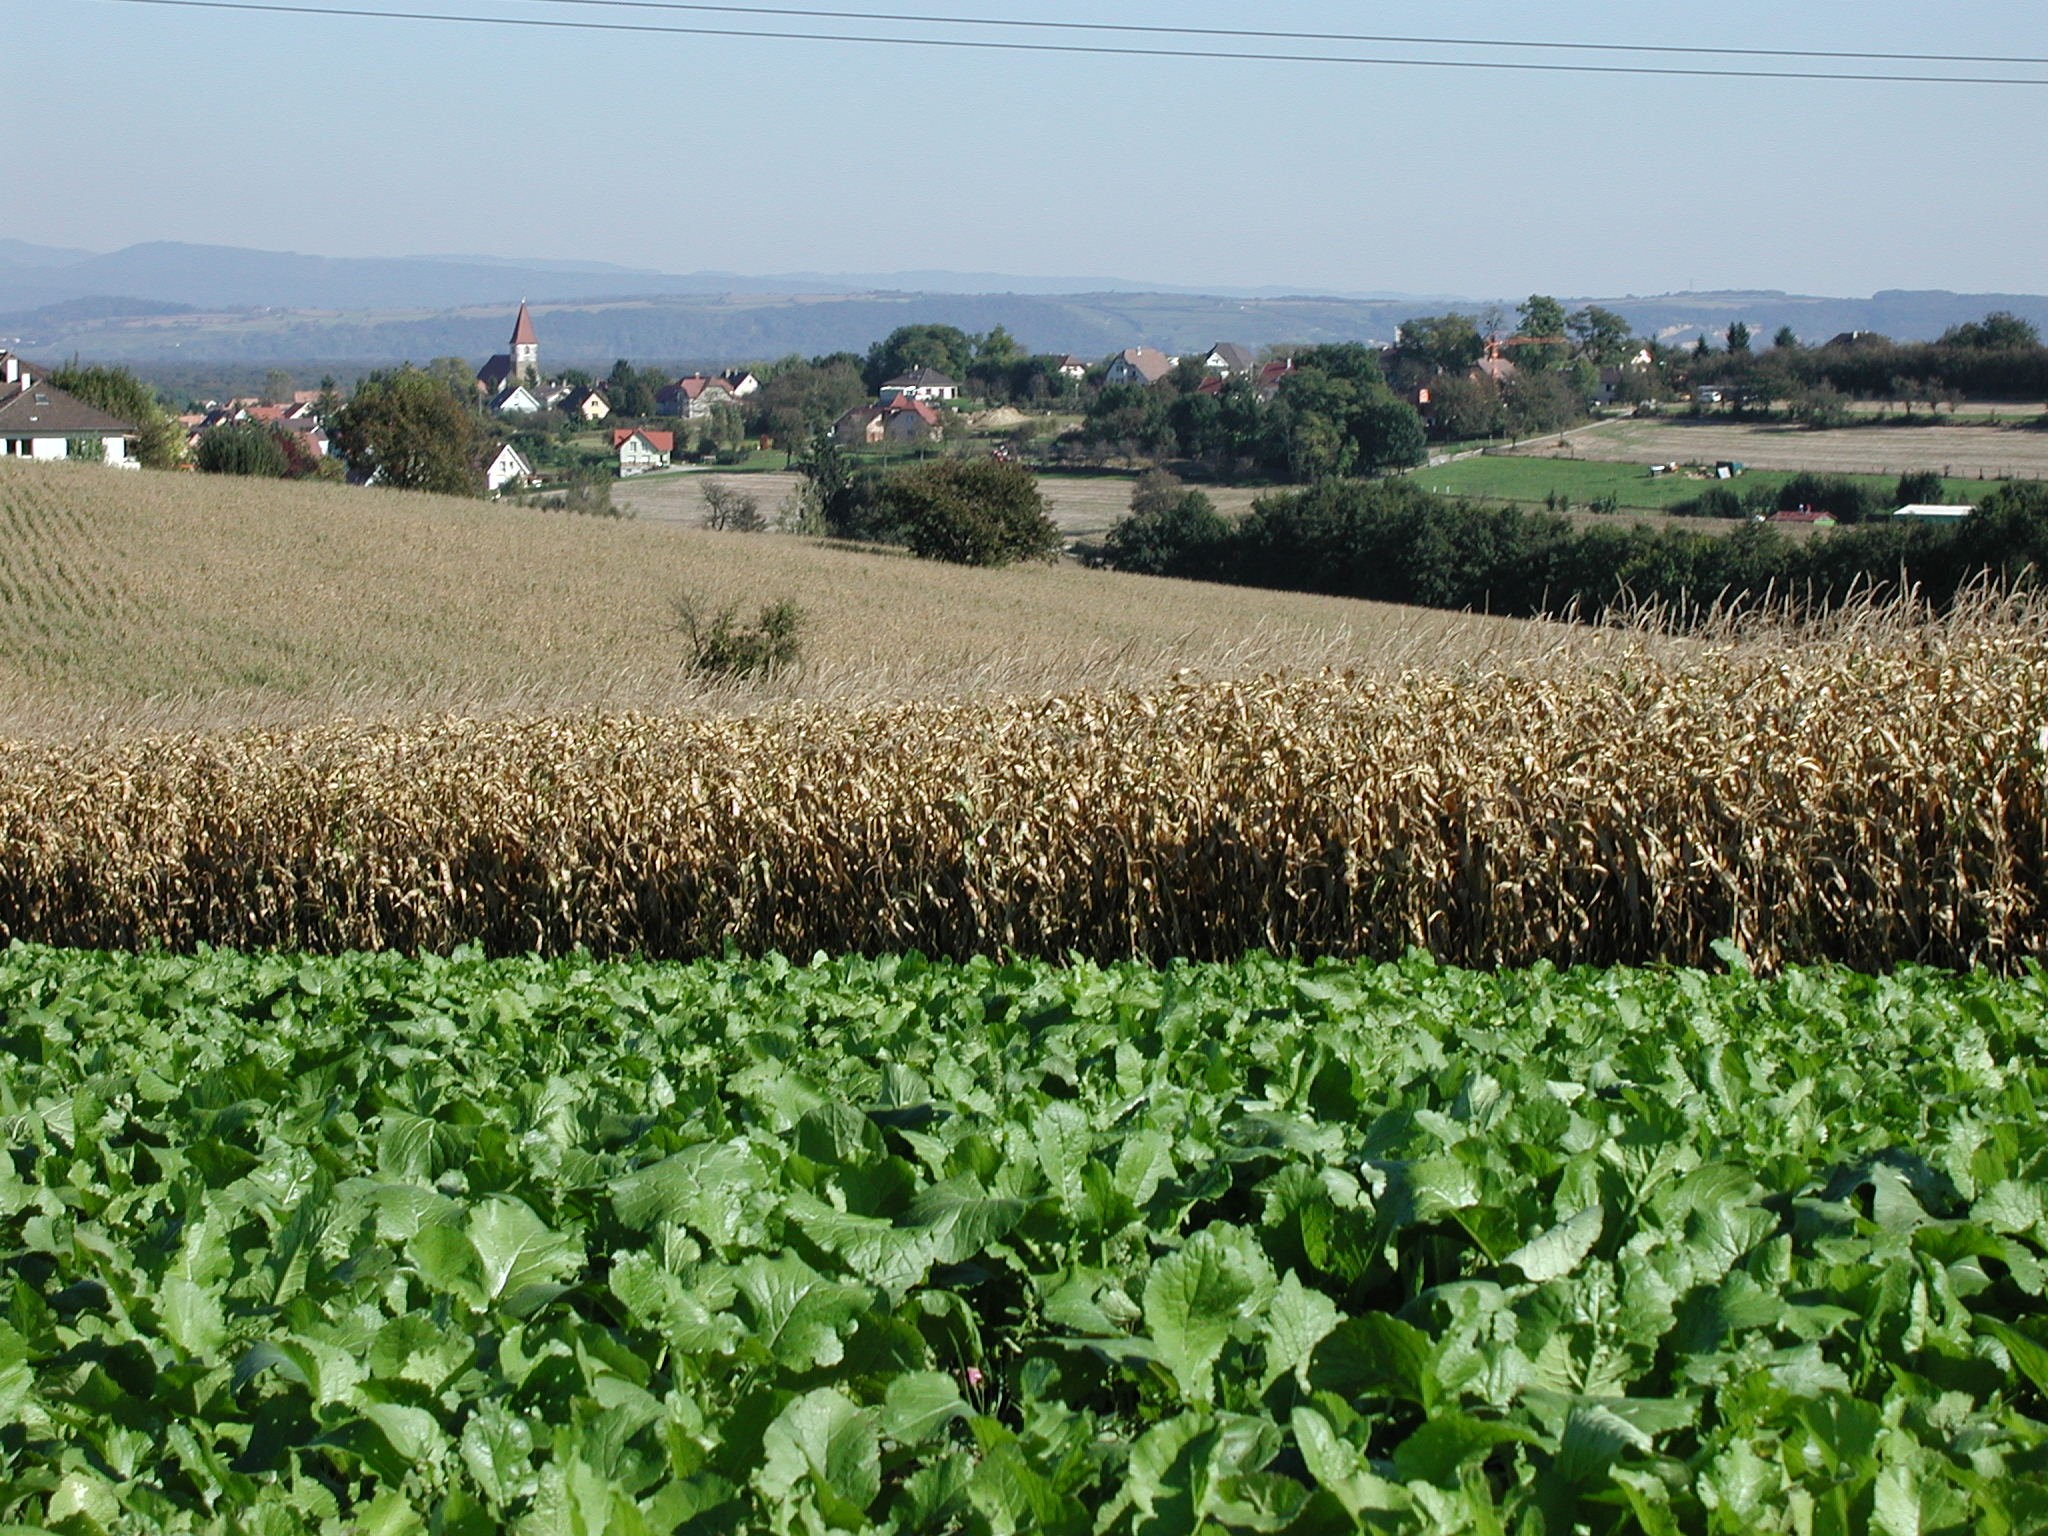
[1893,503,1973,520]
[484,443,534,494]
[877,367,960,404]
[0,352,138,466]
[1200,342,1257,377]
[491,384,543,415]
[722,371,762,398]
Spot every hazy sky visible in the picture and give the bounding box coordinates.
[17,0,2048,296]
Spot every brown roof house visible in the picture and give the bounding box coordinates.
[0,352,138,467]
[1104,347,1175,386]
[657,375,738,420]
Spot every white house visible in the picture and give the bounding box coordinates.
[877,367,960,404]
[491,384,543,415]
[722,371,762,398]
[613,427,674,476]
[1104,347,1175,386]
[1056,355,1088,381]
[1200,342,1257,377]
[0,352,138,466]
[1893,502,1973,520]
[484,443,533,494]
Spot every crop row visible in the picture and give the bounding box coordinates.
[1,612,2046,968]
[2,946,2046,1531]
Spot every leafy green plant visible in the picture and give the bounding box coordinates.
[2,947,2048,1531]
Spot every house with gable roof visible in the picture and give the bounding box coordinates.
[0,352,139,466]
[484,442,534,495]
[613,427,674,475]
[1104,347,1175,386]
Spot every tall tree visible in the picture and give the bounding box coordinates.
[1726,321,1753,354]
[1566,306,1635,366]
[864,325,975,389]
[1940,311,2041,349]
[1393,313,1484,375]
[329,368,486,495]
[1773,326,1801,350]
[1514,295,1569,370]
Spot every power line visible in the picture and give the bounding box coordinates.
[481,0,2048,69]
[81,0,2048,84]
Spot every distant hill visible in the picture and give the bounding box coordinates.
[0,239,2043,372]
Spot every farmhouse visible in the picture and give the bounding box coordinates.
[877,367,959,404]
[0,352,138,466]
[1105,348,1174,386]
[657,375,737,420]
[483,443,533,494]
[833,397,943,445]
[613,427,674,475]
[1056,355,1088,381]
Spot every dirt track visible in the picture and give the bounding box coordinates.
[1517,417,2048,480]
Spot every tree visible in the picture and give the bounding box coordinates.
[422,356,478,399]
[1393,313,1485,375]
[1940,311,2041,349]
[1726,321,1752,354]
[1566,306,1635,366]
[1895,470,1947,507]
[194,421,288,477]
[1773,326,1801,351]
[973,325,1025,371]
[263,369,296,405]
[328,368,487,495]
[881,458,1062,566]
[607,359,657,419]
[1104,473,1230,577]
[1518,294,1568,339]
[1427,373,1506,441]
[45,363,184,469]
[865,325,975,390]
[749,356,868,447]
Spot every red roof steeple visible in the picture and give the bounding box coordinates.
[510,302,537,347]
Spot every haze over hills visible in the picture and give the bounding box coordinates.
[2,238,2045,373]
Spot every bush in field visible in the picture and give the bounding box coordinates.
[1103,470,1232,576]
[329,368,487,496]
[674,594,805,677]
[882,457,1062,566]
[1896,469,1948,506]
[701,479,766,532]
[1774,471,1883,523]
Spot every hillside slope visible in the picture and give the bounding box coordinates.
[0,461,1552,733]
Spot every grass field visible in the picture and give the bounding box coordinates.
[0,460,1557,734]
[1409,454,2001,516]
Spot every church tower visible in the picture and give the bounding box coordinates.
[509,302,539,386]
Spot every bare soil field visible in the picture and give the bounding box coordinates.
[613,468,1265,539]
[1512,417,2048,481]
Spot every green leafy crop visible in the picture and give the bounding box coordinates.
[1,946,2046,1532]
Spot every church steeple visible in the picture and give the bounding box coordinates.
[509,301,539,386]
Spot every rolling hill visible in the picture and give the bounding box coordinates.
[0,459,1562,735]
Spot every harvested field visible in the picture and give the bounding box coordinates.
[0,459,1560,735]
[1516,415,2048,481]
[614,466,1265,537]
[1,597,2040,972]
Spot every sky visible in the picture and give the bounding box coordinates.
[15,0,2048,298]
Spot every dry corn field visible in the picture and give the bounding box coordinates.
[0,596,2042,970]
[0,460,1556,734]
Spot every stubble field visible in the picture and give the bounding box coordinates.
[1510,415,2048,480]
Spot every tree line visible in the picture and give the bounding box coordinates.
[1104,473,2048,622]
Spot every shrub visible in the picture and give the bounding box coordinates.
[1895,469,1947,507]
[701,479,766,532]
[195,422,288,478]
[881,458,1062,567]
[674,595,805,678]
